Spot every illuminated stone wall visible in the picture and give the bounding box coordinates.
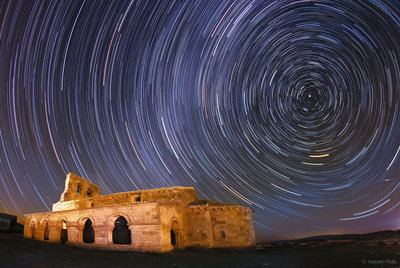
[24,202,166,251]
[59,173,100,202]
[184,205,255,248]
[24,173,255,252]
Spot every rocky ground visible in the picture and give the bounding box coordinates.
[0,232,399,267]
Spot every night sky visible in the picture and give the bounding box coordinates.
[1,0,400,242]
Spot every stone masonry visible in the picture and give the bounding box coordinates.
[24,173,255,252]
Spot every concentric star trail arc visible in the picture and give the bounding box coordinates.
[1,0,400,241]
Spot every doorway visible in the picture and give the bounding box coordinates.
[112,216,131,244]
[44,222,49,240]
[170,220,179,247]
[83,219,95,243]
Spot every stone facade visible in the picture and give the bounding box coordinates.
[24,173,255,252]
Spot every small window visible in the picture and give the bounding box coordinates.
[135,195,141,202]
[221,230,226,239]
[87,188,91,198]
[76,184,81,194]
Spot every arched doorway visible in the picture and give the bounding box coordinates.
[170,229,176,246]
[83,219,95,243]
[60,220,68,244]
[31,224,36,240]
[44,222,49,240]
[170,220,179,247]
[112,216,131,244]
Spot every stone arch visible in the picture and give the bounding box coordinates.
[107,213,131,228]
[78,216,95,228]
[112,215,131,245]
[170,218,180,247]
[29,220,37,240]
[83,218,95,243]
[40,218,49,240]
[78,216,95,243]
[57,218,68,243]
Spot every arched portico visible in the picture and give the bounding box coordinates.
[78,216,95,243]
[107,213,132,244]
[112,216,131,244]
[39,218,49,240]
[57,218,68,243]
[29,220,37,239]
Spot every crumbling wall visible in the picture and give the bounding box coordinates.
[53,182,198,213]
[59,173,100,202]
[141,187,199,207]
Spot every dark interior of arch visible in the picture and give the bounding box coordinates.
[170,229,176,246]
[44,222,49,240]
[112,216,131,245]
[60,220,68,242]
[83,219,95,243]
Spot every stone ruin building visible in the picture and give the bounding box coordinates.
[24,173,255,252]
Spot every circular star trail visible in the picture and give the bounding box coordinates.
[1,0,400,240]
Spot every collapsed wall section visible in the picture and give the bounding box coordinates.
[53,180,199,212]
[59,173,100,202]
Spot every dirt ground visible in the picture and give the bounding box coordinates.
[0,232,398,268]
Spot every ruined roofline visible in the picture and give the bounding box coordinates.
[97,186,196,197]
[50,172,200,212]
[185,199,253,211]
[60,172,196,201]
[51,185,199,212]
[24,201,161,217]
[65,172,195,197]
[57,185,196,202]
